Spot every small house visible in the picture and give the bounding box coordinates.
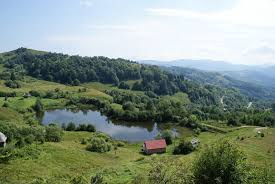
[23,93,32,98]
[0,132,7,147]
[191,138,200,148]
[142,139,167,154]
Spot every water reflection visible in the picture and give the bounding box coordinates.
[39,108,175,142]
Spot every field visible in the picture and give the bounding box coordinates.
[0,72,275,183]
[0,126,274,183]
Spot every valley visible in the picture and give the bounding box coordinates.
[0,48,275,183]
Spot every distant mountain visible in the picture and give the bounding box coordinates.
[163,66,275,100]
[140,59,275,92]
[139,59,261,71]
[224,68,275,89]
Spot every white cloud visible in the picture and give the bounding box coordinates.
[145,0,275,27]
[241,46,275,65]
[80,0,93,7]
[87,25,138,32]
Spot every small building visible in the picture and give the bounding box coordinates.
[0,132,7,147]
[23,93,32,98]
[142,139,167,154]
[191,138,200,148]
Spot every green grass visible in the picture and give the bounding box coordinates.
[0,77,111,100]
[0,107,24,122]
[161,92,191,105]
[0,127,274,183]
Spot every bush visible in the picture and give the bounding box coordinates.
[76,124,87,131]
[75,124,96,132]
[45,125,63,142]
[86,137,111,153]
[193,140,269,184]
[70,176,87,184]
[91,173,104,184]
[2,102,9,108]
[86,124,96,132]
[261,132,265,137]
[159,130,173,145]
[33,98,43,112]
[193,128,201,136]
[66,122,76,131]
[29,90,41,97]
[4,80,21,88]
[118,81,130,89]
[0,145,14,163]
[148,158,192,184]
[122,101,135,111]
[173,139,195,155]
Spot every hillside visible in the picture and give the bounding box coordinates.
[0,48,275,183]
[2,48,248,107]
[164,66,275,100]
[224,68,275,89]
[140,59,260,71]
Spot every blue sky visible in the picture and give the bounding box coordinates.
[1,0,275,65]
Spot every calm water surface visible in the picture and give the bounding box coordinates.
[39,109,178,142]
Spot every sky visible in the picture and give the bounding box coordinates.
[1,0,275,65]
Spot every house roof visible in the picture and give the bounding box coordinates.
[144,139,166,150]
[0,132,7,142]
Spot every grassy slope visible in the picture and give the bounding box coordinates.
[0,127,274,183]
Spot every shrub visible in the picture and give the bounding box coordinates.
[91,173,104,184]
[148,158,192,184]
[70,176,87,184]
[29,90,41,97]
[66,122,76,131]
[193,128,201,136]
[45,125,63,142]
[86,137,111,153]
[33,98,43,112]
[76,124,87,131]
[122,101,135,111]
[118,81,130,89]
[261,132,265,137]
[2,102,9,108]
[80,138,87,145]
[173,139,195,155]
[4,80,21,88]
[193,140,268,184]
[159,130,173,145]
[0,145,14,163]
[86,124,96,132]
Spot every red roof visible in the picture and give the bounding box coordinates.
[144,139,167,150]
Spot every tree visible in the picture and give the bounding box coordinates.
[193,140,269,184]
[33,98,43,112]
[148,158,192,184]
[66,122,76,131]
[173,139,195,155]
[10,72,16,80]
[159,130,173,145]
[118,82,130,89]
[45,125,63,142]
[86,137,111,153]
[122,101,135,111]
[272,103,275,113]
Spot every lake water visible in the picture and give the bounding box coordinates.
[39,108,178,142]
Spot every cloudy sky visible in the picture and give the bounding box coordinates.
[1,0,275,65]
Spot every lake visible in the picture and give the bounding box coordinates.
[39,108,180,142]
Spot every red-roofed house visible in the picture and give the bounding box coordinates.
[142,139,167,154]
